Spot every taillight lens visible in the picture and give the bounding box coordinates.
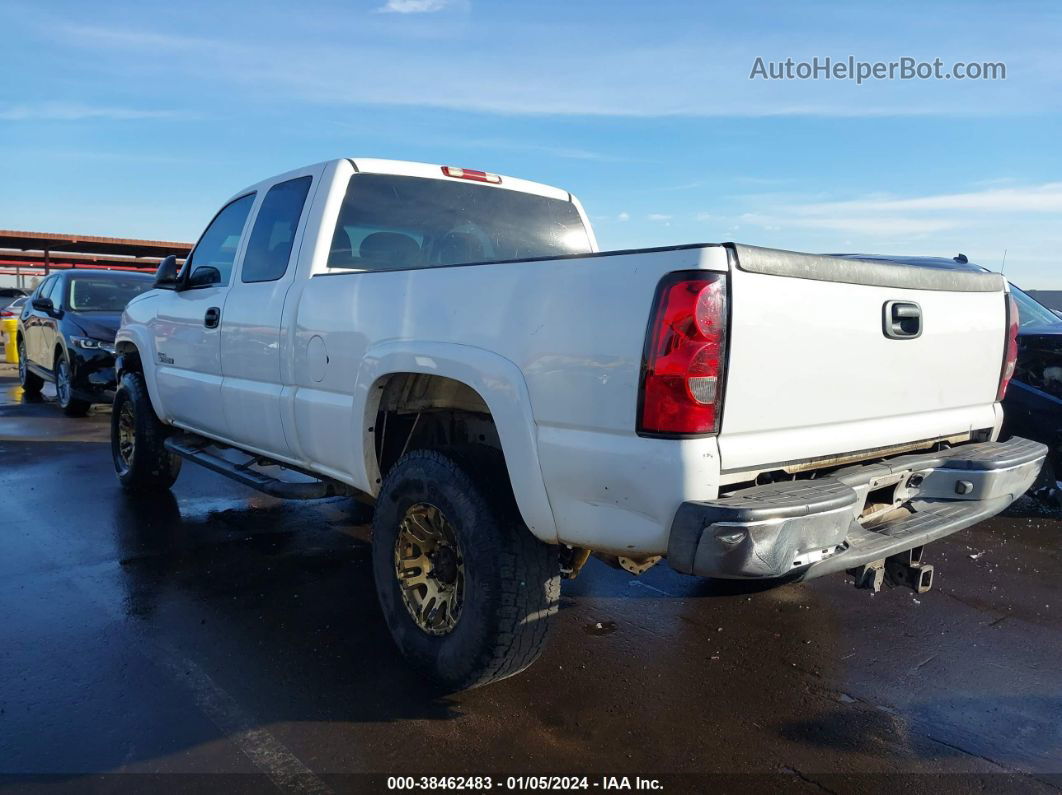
[638,272,727,435]
[996,293,1019,401]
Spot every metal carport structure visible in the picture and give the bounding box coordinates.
[0,230,191,290]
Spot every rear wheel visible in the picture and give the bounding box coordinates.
[55,351,90,417]
[17,337,43,395]
[372,446,560,691]
[111,370,181,492]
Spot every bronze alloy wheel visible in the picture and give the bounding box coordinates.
[116,402,135,471]
[394,502,465,635]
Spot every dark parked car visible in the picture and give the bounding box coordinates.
[837,253,1061,503]
[1,295,27,320]
[1,287,28,310]
[16,270,154,415]
[1003,285,1062,501]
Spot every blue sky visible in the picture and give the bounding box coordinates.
[2,0,1061,286]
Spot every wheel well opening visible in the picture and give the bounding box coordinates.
[115,342,142,375]
[373,373,501,480]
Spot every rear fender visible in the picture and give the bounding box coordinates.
[355,341,558,543]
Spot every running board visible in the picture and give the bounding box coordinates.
[164,434,354,500]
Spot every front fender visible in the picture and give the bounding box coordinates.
[114,325,167,421]
[354,341,558,544]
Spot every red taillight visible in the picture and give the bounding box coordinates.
[441,166,502,184]
[997,293,1020,401]
[638,272,727,435]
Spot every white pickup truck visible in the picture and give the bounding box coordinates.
[112,157,1045,689]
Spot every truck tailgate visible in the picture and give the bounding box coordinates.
[718,245,1007,474]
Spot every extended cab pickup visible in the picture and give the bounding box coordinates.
[113,158,1045,689]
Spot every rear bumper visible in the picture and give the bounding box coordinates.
[667,436,1046,581]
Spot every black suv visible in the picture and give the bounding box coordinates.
[17,270,154,415]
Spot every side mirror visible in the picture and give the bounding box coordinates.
[187,266,221,288]
[32,296,54,312]
[154,255,180,290]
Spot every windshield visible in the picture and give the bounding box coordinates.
[328,174,592,271]
[67,276,153,312]
[1010,284,1061,328]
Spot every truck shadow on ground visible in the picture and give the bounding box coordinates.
[111,492,463,726]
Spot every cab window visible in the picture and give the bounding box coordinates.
[33,277,55,301]
[184,193,256,287]
[326,174,591,272]
[42,276,63,307]
[242,176,312,283]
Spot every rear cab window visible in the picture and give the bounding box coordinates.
[242,176,313,283]
[325,174,591,272]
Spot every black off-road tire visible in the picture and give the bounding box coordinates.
[55,350,90,417]
[111,370,182,492]
[372,445,560,690]
[17,336,43,395]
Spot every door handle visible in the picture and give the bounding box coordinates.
[204,307,221,329]
[883,300,922,339]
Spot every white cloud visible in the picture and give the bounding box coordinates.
[376,0,453,13]
[0,103,180,121]
[40,9,1060,119]
[617,212,630,222]
[724,183,1062,239]
[797,183,1062,216]
[647,213,672,222]
[739,212,957,237]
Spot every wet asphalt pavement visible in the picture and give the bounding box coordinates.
[0,364,1060,793]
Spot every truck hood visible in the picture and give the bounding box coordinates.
[1019,323,1062,338]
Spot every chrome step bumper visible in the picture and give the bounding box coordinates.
[667,436,1046,581]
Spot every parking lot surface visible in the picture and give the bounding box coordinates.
[0,364,1060,793]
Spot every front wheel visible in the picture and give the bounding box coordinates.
[111,370,182,492]
[17,337,43,395]
[55,351,90,417]
[372,446,560,691]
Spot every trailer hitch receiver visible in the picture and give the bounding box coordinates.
[885,546,934,593]
[849,546,933,594]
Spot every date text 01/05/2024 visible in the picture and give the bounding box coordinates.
[386,776,664,790]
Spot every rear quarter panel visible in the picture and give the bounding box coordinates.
[291,245,730,552]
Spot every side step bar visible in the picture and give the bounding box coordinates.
[164,434,356,501]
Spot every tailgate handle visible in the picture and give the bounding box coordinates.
[883,301,921,339]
